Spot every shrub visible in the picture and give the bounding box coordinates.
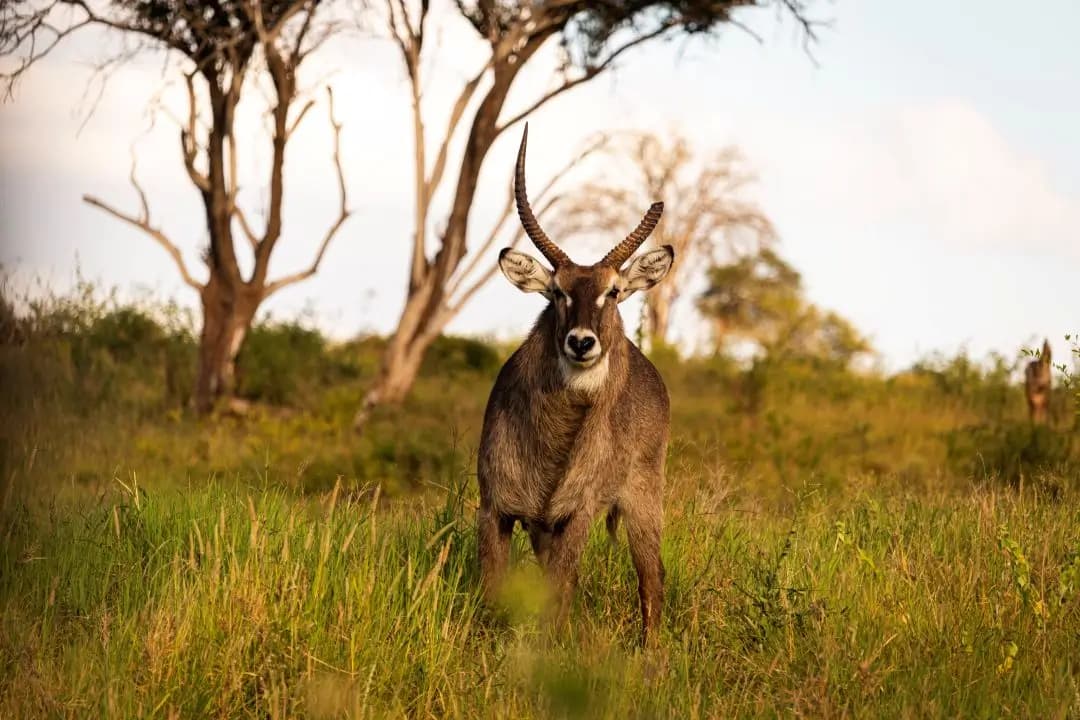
[86,307,166,361]
[421,335,501,377]
[237,321,328,406]
[946,422,1078,488]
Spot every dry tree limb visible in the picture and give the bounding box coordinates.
[82,156,203,291]
[264,87,350,297]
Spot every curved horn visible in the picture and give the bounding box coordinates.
[515,124,570,267]
[600,201,664,267]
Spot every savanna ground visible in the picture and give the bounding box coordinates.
[1,287,1079,718]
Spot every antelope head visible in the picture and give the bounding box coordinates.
[499,125,675,374]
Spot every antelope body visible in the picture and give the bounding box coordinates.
[1025,339,1052,424]
[477,126,675,645]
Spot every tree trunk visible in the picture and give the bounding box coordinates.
[352,47,546,432]
[194,278,259,414]
[643,288,672,351]
[353,329,430,431]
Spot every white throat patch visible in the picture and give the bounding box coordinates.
[559,354,610,394]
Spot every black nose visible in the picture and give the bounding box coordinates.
[567,334,596,356]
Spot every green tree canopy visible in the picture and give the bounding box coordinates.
[699,248,870,365]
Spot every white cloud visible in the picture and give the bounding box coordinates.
[734,100,1080,259]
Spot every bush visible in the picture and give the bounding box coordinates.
[421,335,502,377]
[946,422,1079,488]
[86,308,166,361]
[237,321,328,406]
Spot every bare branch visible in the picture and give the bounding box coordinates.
[263,87,350,297]
[445,134,605,305]
[247,0,312,48]
[290,0,317,60]
[494,22,676,136]
[425,61,490,198]
[1,3,93,99]
[384,0,414,68]
[233,205,261,250]
[225,121,240,213]
[128,153,149,222]
[83,193,202,291]
[391,0,440,290]
[780,0,823,46]
[286,98,316,138]
[181,73,211,192]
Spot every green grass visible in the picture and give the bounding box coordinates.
[2,469,1079,718]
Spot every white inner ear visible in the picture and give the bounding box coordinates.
[618,247,673,300]
[498,249,553,295]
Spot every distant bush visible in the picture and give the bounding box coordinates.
[946,422,1078,489]
[237,321,328,406]
[421,335,502,377]
[86,307,166,361]
[0,293,26,345]
[3,281,1077,499]
[906,351,1016,420]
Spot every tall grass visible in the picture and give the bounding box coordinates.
[2,473,1079,717]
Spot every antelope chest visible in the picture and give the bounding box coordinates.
[483,394,599,520]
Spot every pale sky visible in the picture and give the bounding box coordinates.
[1,0,1077,370]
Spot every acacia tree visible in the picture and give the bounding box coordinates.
[698,248,869,365]
[552,132,775,350]
[1,0,351,413]
[355,0,817,429]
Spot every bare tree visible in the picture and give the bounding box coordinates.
[2,0,352,413]
[355,0,818,429]
[553,133,775,350]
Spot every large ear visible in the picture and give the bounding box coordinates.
[499,248,553,296]
[618,245,674,301]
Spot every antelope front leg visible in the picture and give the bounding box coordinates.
[477,503,514,604]
[543,510,594,632]
[620,491,665,646]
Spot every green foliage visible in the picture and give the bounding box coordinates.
[698,247,802,344]
[422,335,503,377]
[2,283,1078,502]
[946,422,1078,489]
[85,306,166,359]
[698,248,870,365]
[1057,334,1080,420]
[238,320,333,406]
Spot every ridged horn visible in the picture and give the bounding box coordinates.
[601,201,664,267]
[515,124,570,267]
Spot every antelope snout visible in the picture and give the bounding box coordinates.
[564,329,600,364]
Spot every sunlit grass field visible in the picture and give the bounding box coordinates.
[3,467,1079,718]
[1,293,1078,717]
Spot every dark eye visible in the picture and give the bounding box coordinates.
[607,287,619,299]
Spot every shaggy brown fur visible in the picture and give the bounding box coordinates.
[1025,339,1052,424]
[476,126,674,645]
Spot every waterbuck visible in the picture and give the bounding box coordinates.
[477,125,675,645]
[1025,339,1052,424]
